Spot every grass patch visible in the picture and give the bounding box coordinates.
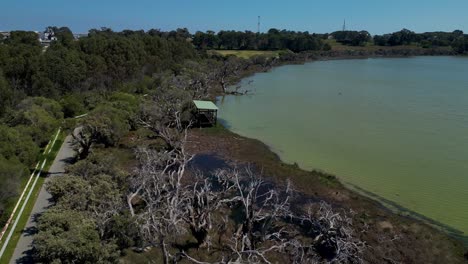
[210,43,454,59]
[0,130,66,264]
[323,39,454,52]
[209,50,281,59]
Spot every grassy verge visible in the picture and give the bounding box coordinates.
[323,39,454,52]
[209,44,454,59]
[0,130,66,264]
[209,49,281,59]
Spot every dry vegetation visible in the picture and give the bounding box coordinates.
[184,126,467,264]
[323,39,454,52]
[209,50,281,59]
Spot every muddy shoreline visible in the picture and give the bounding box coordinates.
[187,124,467,263]
[197,50,468,262]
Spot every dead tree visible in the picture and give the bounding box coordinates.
[71,125,97,160]
[218,168,292,244]
[130,143,192,264]
[178,61,213,99]
[212,56,277,96]
[91,195,122,239]
[138,87,193,151]
[127,121,365,264]
[293,202,365,264]
[202,168,294,263]
[211,57,252,95]
[129,147,224,261]
[182,176,219,248]
[217,57,241,94]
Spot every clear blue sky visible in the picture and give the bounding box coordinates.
[2,0,467,35]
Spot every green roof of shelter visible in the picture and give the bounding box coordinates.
[193,100,218,110]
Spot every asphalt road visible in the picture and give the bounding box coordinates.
[9,133,75,264]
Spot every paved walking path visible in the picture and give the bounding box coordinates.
[9,134,75,264]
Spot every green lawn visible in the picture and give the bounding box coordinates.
[209,49,281,59]
[0,129,66,264]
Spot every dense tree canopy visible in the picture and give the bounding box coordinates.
[331,30,372,46]
[193,29,325,52]
[0,125,39,166]
[373,29,468,51]
[0,27,211,213]
[33,208,120,263]
[0,156,28,216]
[34,151,132,263]
[8,97,63,146]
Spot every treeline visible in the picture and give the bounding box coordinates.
[330,30,372,46]
[0,27,197,103]
[192,28,468,54]
[373,28,468,52]
[329,28,468,53]
[193,29,326,52]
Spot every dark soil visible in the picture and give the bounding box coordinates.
[186,125,467,264]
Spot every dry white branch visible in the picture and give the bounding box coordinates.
[294,201,365,264]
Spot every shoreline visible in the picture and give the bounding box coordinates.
[213,46,460,100]
[220,120,468,245]
[187,123,468,262]
[202,51,468,261]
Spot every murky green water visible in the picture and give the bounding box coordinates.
[218,57,468,236]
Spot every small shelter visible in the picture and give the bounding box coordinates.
[193,100,218,127]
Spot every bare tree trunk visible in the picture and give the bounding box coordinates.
[220,76,227,93]
[127,193,137,217]
[161,238,170,264]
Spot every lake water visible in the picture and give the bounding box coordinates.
[217,57,468,238]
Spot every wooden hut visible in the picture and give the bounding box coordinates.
[193,100,218,127]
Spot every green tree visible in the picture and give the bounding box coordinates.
[61,94,85,118]
[72,105,131,159]
[0,125,39,166]
[5,31,40,46]
[50,26,75,46]
[33,208,119,264]
[0,156,28,218]
[43,45,87,93]
[86,105,131,147]
[452,37,467,54]
[10,97,63,146]
[0,70,12,116]
[65,151,125,182]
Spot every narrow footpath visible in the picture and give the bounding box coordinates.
[9,134,75,264]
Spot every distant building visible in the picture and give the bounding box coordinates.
[73,33,88,40]
[38,29,57,46]
[0,31,10,40]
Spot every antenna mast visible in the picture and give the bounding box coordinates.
[342,19,346,31]
[258,16,261,33]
